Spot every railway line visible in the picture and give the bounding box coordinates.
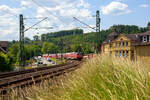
[0,60,82,99]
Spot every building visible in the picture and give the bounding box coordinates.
[101,30,150,65]
[0,41,9,53]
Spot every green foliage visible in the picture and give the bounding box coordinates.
[33,35,39,41]
[110,24,148,34]
[41,42,59,54]
[7,43,42,64]
[41,29,83,41]
[7,43,20,63]
[71,44,83,52]
[147,22,150,30]
[24,37,31,44]
[24,44,41,60]
[0,52,13,72]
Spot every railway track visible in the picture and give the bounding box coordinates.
[0,60,82,99]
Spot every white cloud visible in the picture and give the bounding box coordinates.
[0,0,93,40]
[140,4,149,8]
[101,1,131,15]
[0,5,21,41]
[34,0,92,34]
[21,0,32,9]
[0,5,21,16]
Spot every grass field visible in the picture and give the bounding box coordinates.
[11,55,150,100]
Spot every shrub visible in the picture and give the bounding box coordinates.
[0,52,13,72]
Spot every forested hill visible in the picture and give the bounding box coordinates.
[39,29,83,41]
[110,24,149,34]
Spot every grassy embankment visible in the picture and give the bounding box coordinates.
[11,56,150,100]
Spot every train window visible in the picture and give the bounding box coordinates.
[77,52,82,55]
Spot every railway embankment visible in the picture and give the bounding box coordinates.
[8,56,150,99]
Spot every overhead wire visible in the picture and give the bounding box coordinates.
[31,0,94,31]
[73,17,96,30]
[0,9,18,18]
[30,0,98,34]
[24,17,48,32]
[31,0,67,24]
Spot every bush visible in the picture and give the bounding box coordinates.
[0,52,13,72]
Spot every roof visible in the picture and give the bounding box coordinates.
[102,30,150,46]
[0,41,9,47]
[0,47,7,53]
[125,34,140,41]
[108,32,119,37]
[103,32,119,44]
[139,30,150,36]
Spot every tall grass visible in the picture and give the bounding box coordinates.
[11,56,150,100]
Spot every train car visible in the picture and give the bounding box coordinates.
[42,52,83,60]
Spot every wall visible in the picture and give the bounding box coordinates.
[136,45,150,65]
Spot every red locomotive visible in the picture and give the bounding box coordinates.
[42,52,83,60]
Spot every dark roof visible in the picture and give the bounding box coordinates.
[108,32,120,36]
[139,30,150,36]
[103,32,119,44]
[0,47,7,53]
[125,34,140,41]
[102,30,150,46]
[0,41,9,47]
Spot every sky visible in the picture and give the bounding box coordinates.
[0,0,149,41]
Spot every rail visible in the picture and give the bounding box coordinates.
[0,60,81,99]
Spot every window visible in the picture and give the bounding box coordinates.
[116,51,118,56]
[126,42,128,46]
[123,51,125,57]
[122,42,125,46]
[126,51,128,57]
[110,51,112,56]
[119,42,121,46]
[119,51,121,57]
[110,43,112,48]
[143,36,147,42]
[149,35,150,42]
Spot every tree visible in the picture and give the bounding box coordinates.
[71,44,83,53]
[147,22,150,30]
[0,52,13,72]
[42,42,59,54]
[33,35,39,41]
[24,37,31,44]
[7,43,20,63]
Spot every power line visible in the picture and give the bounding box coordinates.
[24,17,48,20]
[31,0,66,24]
[0,10,18,18]
[73,17,96,31]
[31,0,96,32]
[30,27,53,30]
[24,17,48,32]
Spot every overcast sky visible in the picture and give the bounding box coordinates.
[0,0,149,41]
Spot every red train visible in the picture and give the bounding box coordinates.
[42,52,83,60]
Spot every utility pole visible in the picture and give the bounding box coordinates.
[95,10,101,54]
[19,14,25,67]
